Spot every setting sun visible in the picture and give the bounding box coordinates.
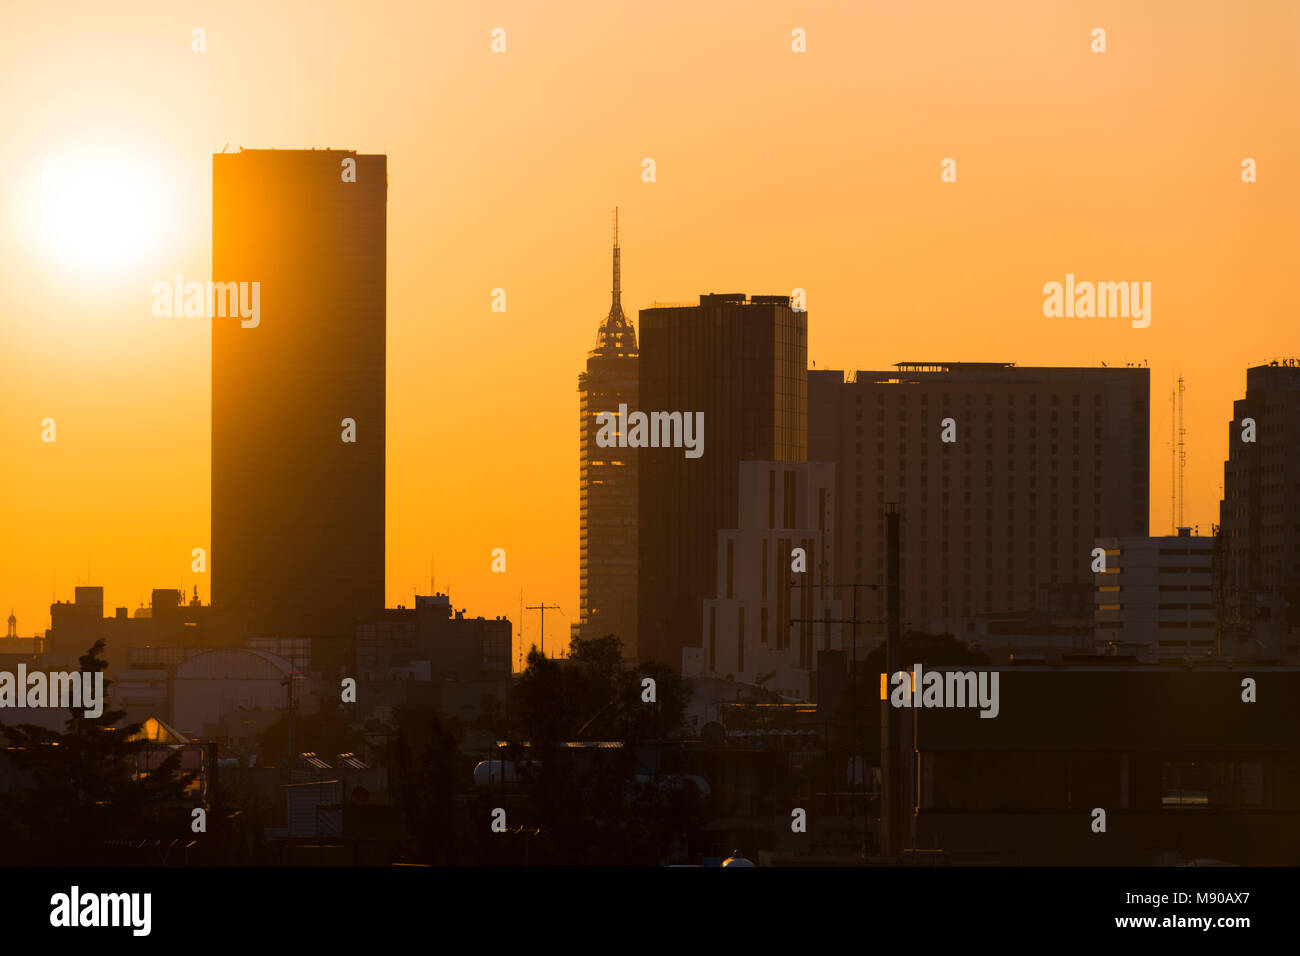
[25,150,172,274]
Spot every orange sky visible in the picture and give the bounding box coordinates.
[2,1,1297,666]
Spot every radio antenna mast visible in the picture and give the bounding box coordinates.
[1177,375,1187,528]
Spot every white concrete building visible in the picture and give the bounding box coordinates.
[1094,528,1216,661]
[699,461,843,700]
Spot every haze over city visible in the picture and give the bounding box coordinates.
[2,0,1297,667]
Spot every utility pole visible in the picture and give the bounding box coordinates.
[790,581,886,861]
[882,503,902,859]
[525,603,561,658]
[283,665,299,781]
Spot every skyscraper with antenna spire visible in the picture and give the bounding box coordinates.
[576,209,639,655]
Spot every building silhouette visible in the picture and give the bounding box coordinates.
[808,363,1150,643]
[577,212,639,654]
[211,148,386,641]
[637,294,807,670]
[693,460,842,700]
[902,664,1300,865]
[1218,361,1300,660]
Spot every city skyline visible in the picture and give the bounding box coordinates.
[3,1,1297,664]
[1,0,1298,903]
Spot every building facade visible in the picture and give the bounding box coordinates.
[355,592,511,682]
[212,148,387,641]
[637,294,807,671]
[577,215,639,654]
[1218,361,1300,661]
[1093,529,1215,661]
[808,363,1150,645]
[906,665,1300,865]
[696,461,842,700]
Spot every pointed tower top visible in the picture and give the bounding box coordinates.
[594,207,637,352]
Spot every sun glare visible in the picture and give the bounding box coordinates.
[28,151,172,275]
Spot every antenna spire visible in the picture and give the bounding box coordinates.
[611,206,622,315]
[1177,374,1186,528]
[593,208,636,351]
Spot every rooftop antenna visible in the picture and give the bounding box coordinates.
[1177,374,1187,529]
[612,206,621,313]
[1169,385,1177,534]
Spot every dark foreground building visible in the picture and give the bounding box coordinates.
[637,294,806,670]
[901,665,1300,865]
[212,148,387,641]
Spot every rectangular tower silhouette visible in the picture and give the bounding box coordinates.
[637,294,807,670]
[211,148,386,640]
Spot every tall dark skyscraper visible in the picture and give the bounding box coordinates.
[577,212,639,654]
[637,294,807,669]
[211,148,386,641]
[1218,361,1300,660]
[808,363,1149,643]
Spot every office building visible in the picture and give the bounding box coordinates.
[211,148,386,640]
[809,363,1150,645]
[577,214,639,654]
[696,461,842,700]
[1094,528,1215,661]
[1218,361,1300,660]
[638,294,807,670]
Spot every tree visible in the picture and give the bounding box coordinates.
[392,712,471,865]
[256,700,363,766]
[0,640,196,865]
[479,634,704,864]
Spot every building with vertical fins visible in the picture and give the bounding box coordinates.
[577,210,639,655]
[212,148,386,647]
[694,461,842,700]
